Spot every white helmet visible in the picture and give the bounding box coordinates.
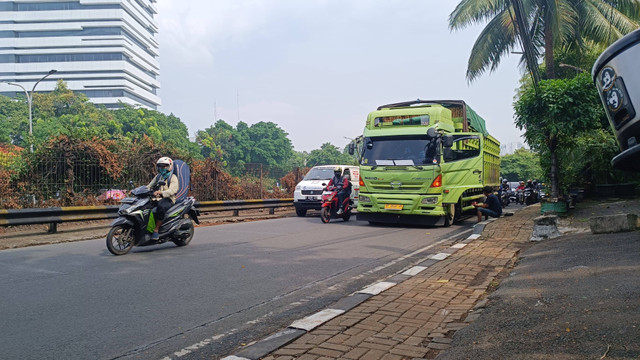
[156,157,173,172]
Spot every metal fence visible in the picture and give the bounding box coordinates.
[0,153,305,208]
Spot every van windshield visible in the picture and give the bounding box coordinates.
[303,168,335,180]
[361,136,438,166]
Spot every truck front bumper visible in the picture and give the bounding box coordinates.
[356,193,446,225]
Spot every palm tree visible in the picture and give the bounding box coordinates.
[449,0,640,82]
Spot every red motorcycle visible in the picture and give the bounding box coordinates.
[320,185,352,223]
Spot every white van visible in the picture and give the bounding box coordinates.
[293,165,359,217]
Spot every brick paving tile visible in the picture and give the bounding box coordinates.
[318,342,352,353]
[342,347,369,359]
[273,347,309,356]
[354,322,385,332]
[360,340,394,351]
[380,353,404,360]
[296,355,320,360]
[361,348,386,359]
[364,336,400,348]
[389,345,429,358]
[306,334,333,345]
[308,347,344,358]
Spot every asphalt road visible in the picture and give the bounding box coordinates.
[0,214,477,360]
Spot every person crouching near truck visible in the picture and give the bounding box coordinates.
[472,186,502,223]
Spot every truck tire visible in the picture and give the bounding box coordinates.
[444,203,455,227]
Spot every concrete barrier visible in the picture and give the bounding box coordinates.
[531,215,561,241]
[590,213,638,234]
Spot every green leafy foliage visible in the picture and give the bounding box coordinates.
[514,72,605,196]
[500,148,543,183]
[306,142,356,167]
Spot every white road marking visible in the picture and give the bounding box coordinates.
[402,266,427,276]
[290,309,345,331]
[430,253,450,260]
[359,281,396,295]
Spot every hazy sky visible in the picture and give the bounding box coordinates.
[155,0,526,152]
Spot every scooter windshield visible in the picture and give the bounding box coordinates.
[131,185,151,196]
[360,135,438,166]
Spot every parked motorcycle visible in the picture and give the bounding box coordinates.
[320,184,352,223]
[106,181,200,255]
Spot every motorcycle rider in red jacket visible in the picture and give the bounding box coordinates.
[326,167,351,214]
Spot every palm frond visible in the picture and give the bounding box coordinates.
[579,0,640,44]
[465,8,518,82]
[449,0,510,30]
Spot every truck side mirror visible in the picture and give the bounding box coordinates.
[443,135,453,148]
[348,142,355,155]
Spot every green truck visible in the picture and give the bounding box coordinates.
[351,100,500,226]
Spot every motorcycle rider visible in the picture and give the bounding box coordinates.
[500,179,510,194]
[147,157,179,240]
[326,166,350,215]
[525,179,535,189]
[516,181,526,191]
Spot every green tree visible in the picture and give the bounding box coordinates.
[449,0,640,81]
[500,148,543,182]
[306,142,355,167]
[514,72,604,197]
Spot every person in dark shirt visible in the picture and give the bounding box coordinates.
[473,186,502,223]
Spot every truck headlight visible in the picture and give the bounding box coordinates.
[359,195,371,202]
[421,197,438,204]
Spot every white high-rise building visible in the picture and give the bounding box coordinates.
[0,0,160,109]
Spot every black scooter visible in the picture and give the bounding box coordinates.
[106,181,200,255]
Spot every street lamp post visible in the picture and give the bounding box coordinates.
[7,69,58,152]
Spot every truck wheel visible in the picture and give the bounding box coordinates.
[444,203,455,227]
[295,208,307,217]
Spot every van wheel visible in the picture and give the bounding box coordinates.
[296,208,307,217]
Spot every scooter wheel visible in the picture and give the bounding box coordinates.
[320,207,331,223]
[342,209,351,222]
[106,225,134,255]
[173,220,195,247]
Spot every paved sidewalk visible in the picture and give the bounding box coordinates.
[225,205,540,360]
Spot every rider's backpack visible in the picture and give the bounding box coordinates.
[169,159,191,202]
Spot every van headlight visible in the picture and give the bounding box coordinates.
[421,197,438,204]
[295,185,301,191]
[359,195,371,202]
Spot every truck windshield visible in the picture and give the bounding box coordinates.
[360,136,438,166]
[303,168,335,180]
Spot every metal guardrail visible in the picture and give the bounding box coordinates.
[0,198,294,233]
